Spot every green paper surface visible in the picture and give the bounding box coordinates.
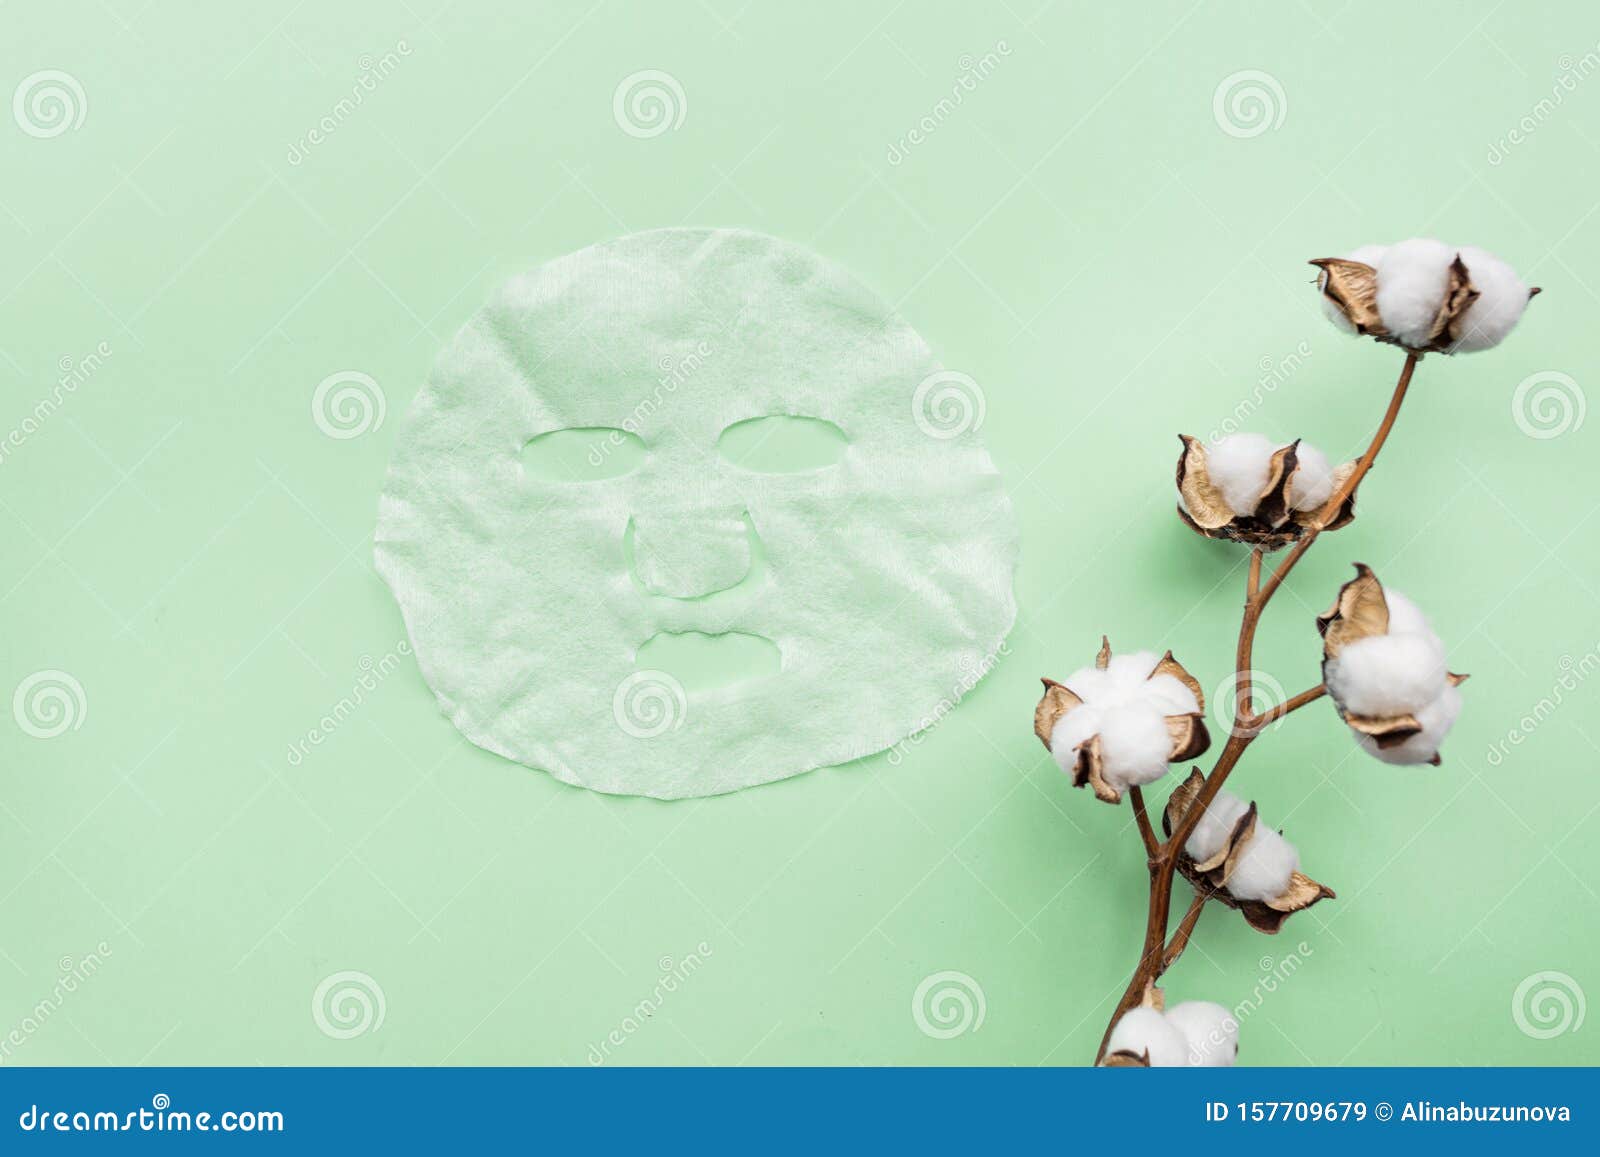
[2,0,1597,1066]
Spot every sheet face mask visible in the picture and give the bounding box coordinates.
[375,227,1018,798]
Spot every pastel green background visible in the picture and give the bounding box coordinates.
[3,0,1596,1066]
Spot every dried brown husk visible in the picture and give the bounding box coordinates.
[1313,257,1387,336]
[1176,435,1357,551]
[1313,254,1541,354]
[1100,1049,1150,1067]
[1317,563,1388,659]
[1162,770,1334,934]
[1035,641,1210,805]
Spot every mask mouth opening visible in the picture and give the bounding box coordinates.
[633,630,781,692]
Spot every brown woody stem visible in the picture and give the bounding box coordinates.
[1129,786,1159,861]
[1093,351,1419,1064]
[1160,889,1210,973]
[1254,684,1328,727]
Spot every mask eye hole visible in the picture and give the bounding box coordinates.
[717,415,847,473]
[522,427,646,481]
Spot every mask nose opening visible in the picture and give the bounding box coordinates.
[625,509,761,600]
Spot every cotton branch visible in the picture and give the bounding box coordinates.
[1093,351,1420,1064]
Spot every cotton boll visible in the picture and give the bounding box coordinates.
[1205,433,1278,516]
[1095,701,1175,790]
[1183,789,1250,863]
[1285,441,1335,512]
[1357,682,1463,765]
[1376,238,1457,348]
[1321,244,1388,333]
[1326,632,1448,716]
[1104,1007,1190,1067]
[1452,246,1531,353]
[1165,1001,1239,1067]
[1225,826,1299,902]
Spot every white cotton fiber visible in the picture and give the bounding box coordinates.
[1183,789,1250,863]
[1376,238,1457,349]
[1095,701,1177,790]
[1165,1000,1239,1067]
[1142,673,1200,715]
[1104,651,1161,689]
[1321,243,1389,333]
[1357,681,1463,765]
[1325,632,1447,716]
[1104,1007,1190,1067]
[1225,825,1299,902]
[1451,246,1532,353]
[1205,433,1278,516]
[1378,589,1432,639]
[1286,441,1335,512]
[1050,705,1103,775]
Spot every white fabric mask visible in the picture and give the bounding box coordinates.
[375,228,1018,798]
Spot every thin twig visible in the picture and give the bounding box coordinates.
[1129,786,1159,861]
[1239,549,1264,718]
[1254,684,1328,727]
[1160,889,1210,974]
